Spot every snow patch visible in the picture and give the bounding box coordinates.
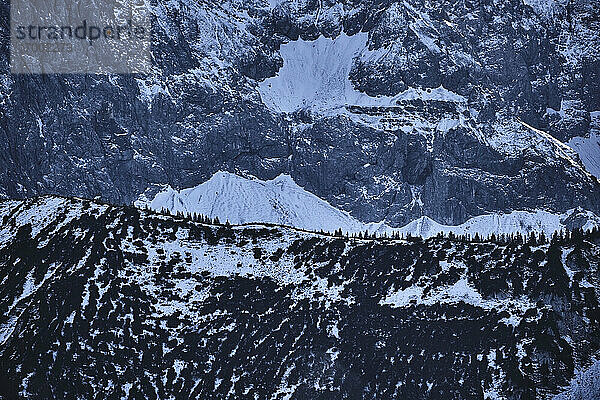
[381,275,533,326]
[553,359,600,400]
[258,33,374,113]
[258,32,465,114]
[523,0,567,18]
[381,277,485,308]
[568,133,600,179]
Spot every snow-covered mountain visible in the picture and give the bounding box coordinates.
[140,172,600,238]
[3,0,600,228]
[137,171,385,233]
[400,210,600,239]
[3,0,600,398]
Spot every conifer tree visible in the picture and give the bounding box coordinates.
[539,231,546,244]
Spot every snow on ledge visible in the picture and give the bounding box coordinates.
[380,275,533,326]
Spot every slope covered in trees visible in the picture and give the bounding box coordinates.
[0,197,599,399]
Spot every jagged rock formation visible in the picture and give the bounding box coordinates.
[1,0,600,225]
[1,196,600,399]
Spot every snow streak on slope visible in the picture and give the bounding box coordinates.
[140,172,600,238]
[568,134,600,179]
[258,32,465,114]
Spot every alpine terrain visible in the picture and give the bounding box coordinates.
[1,197,600,399]
[1,0,600,399]
[1,0,600,226]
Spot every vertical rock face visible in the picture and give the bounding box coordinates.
[1,0,600,225]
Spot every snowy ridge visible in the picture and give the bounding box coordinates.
[139,172,600,238]
[401,210,600,239]
[137,171,381,234]
[1,196,600,399]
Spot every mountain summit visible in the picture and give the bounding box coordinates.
[139,171,379,233]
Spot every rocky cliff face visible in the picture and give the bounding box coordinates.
[1,197,600,399]
[1,0,599,225]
